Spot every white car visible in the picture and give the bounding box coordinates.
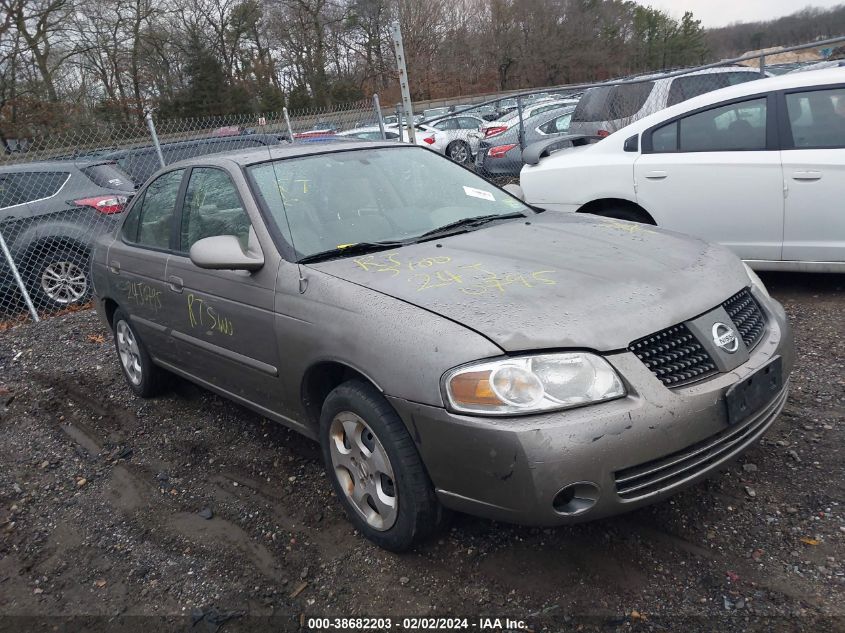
[415,115,485,164]
[518,68,845,272]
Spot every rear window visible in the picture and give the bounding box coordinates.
[81,163,133,190]
[666,72,761,107]
[572,82,654,122]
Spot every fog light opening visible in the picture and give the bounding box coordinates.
[553,482,600,516]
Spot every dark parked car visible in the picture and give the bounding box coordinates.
[476,105,575,177]
[101,134,282,188]
[92,141,791,551]
[0,160,133,308]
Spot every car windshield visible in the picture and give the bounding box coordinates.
[247,146,532,260]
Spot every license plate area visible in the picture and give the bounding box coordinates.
[725,356,783,425]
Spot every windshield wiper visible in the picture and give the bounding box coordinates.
[414,212,526,241]
[298,240,406,264]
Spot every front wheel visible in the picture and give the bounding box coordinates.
[446,140,472,165]
[590,207,656,225]
[319,380,443,551]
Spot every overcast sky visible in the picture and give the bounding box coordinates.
[633,1,844,28]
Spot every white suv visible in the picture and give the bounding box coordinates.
[519,68,845,272]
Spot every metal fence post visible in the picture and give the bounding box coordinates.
[373,94,387,140]
[516,94,526,149]
[145,110,166,169]
[283,107,295,143]
[0,228,39,323]
[390,21,416,144]
[395,104,403,142]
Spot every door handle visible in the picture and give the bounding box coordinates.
[108,260,121,274]
[644,170,668,179]
[792,170,822,181]
[168,275,184,293]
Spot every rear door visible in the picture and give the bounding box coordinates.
[779,85,845,263]
[0,172,36,290]
[634,94,784,261]
[106,169,186,361]
[164,165,281,410]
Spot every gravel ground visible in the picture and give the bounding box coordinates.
[0,271,843,632]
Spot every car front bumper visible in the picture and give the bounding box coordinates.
[388,294,793,526]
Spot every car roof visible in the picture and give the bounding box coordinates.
[101,133,281,157]
[163,140,404,170]
[0,158,108,173]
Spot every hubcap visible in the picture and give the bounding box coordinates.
[450,143,469,163]
[41,260,87,304]
[328,412,397,531]
[116,320,143,386]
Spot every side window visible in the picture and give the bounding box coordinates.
[678,98,767,152]
[0,174,27,209]
[121,191,144,241]
[180,167,252,252]
[16,172,70,203]
[538,114,572,135]
[136,169,184,248]
[435,119,458,131]
[651,121,678,152]
[554,113,572,132]
[786,88,845,149]
[458,117,480,130]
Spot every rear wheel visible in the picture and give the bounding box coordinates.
[319,380,443,551]
[446,140,472,165]
[27,246,91,309]
[112,308,166,398]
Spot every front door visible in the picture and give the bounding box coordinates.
[635,95,784,261]
[780,85,845,263]
[164,166,282,411]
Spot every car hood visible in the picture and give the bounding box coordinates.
[307,212,749,352]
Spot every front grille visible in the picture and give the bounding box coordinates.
[614,384,786,500]
[628,324,717,388]
[722,288,766,351]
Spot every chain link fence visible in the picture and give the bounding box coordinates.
[1,35,843,326]
[0,100,379,323]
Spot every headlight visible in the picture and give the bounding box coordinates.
[743,263,770,299]
[443,353,626,416]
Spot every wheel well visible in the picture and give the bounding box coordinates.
[23,237,89,263]
[301,362,377,428]
[577,198,656,225]
[103,298,119,327]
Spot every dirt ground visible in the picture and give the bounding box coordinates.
[0,272,843,633]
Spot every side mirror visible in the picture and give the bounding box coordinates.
[190,231,264,271]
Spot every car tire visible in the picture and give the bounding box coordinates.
[112,308,166,398]
[319,380,444,551]
[591,207,656,225]
[27,245,91,310]
[446,140,472,165]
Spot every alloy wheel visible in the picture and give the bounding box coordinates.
[41,260,87,304]
[116,320,143,386]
